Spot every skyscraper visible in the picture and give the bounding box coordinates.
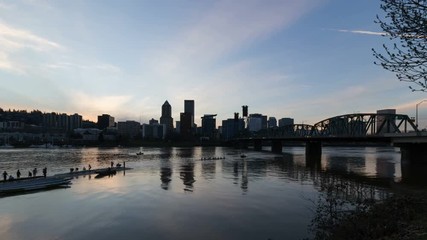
[180,112,192,140]
[184,100,195,127]
[201,114,217,139]
[160,100,174,134]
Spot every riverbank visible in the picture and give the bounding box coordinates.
[314,185,427,240]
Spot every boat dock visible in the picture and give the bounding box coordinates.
[53,166,132,178]
[0,176,71,195]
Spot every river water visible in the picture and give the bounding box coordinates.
[0,146,423,240]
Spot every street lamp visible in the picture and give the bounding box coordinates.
[416,99,427,128]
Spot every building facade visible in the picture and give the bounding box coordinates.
[142,123,166,140]
[201,114,217,139]
[180,112,193,139]
[160,100,174,134]
[97,114,115,130]
[184,100,195,127]
[117,121,141,139]
[268,117,277,128]
[221,118,245,141]
[278,118,294,127]
[247,113,267,132]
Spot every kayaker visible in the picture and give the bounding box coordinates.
[16,170,21,179]
[2,171,7,181]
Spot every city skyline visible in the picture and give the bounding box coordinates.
[1,0,427,128]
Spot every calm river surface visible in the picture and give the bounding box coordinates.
[0,146,423,240]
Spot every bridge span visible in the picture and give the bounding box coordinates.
[233,113,427,163]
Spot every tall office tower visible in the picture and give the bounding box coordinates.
[184,100,195,127]
[201,114,217,139]
[160,100,174,133]
[97,114,115,130]
[180,112,193,139]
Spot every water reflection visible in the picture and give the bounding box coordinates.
[0,146,426,239]
[180,160,195,192]
[160,161,172,190]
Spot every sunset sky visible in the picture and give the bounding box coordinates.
[1,0,426,128]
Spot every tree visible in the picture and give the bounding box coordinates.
[373,0,427,92]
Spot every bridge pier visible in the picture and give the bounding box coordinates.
[305,141,322,167]
[254,139,263,151]
[397,142,427,164]
[271,140,282,153]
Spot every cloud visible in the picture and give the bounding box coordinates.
[67,91,133,121]
[334,29,387,36]
[149,0,323,75]
[0,21,64,52]
[0,21,64,73]
[0,51,24,74]
[45,62,121,74]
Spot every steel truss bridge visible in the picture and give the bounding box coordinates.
[256,113,418,138]
[234,113,427,163]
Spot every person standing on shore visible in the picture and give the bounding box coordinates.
[2,171,7,181]
[42,167,47,178]
[16,170,21,179]
[33,168,37,177]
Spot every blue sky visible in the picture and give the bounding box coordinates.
[0,0,426,128]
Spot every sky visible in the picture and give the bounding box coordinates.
[0,0,426,128]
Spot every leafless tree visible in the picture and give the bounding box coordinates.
[373,0,427,92]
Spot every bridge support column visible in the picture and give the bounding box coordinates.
[271,140,282,153]
[254,139,262,151]
[398,143,427,164]
[305,141,322,167]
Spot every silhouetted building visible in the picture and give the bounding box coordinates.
[117,121,141,139]
[175,121,181,134]
[242,105,248,118]
[201,114,217,139]
[180,112,192,139]
[268,117,277,128]
[222,118,245,141]
[248,113,267,132]
[69,114,82,131]
[160,100,174,134]
[278,118,294,127]
[43,112,82,132]
[0,121,24,130]
[97,114,115,130]
[142,123,166,140]
[184,100,195,127]
[149,118,158,125]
